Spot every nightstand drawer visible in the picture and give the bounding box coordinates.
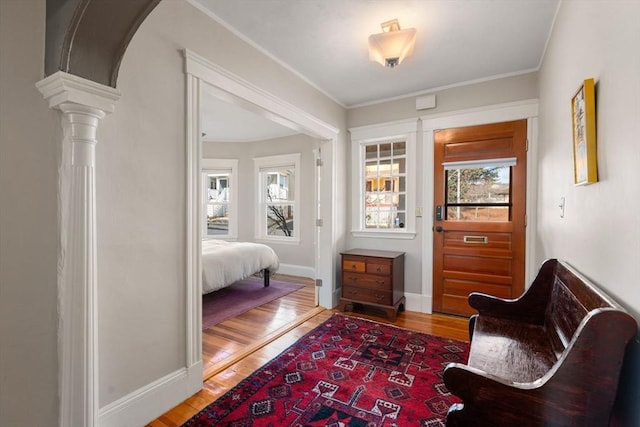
[342,259,366,273]
[342,273,390,291]
[342,286,392,306]
[366,261,391,276]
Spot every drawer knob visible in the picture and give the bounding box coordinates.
[376,280,384,285]
[376,267,382,272]
[352,264,357,269]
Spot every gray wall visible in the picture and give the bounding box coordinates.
[3,0,639,425]
[347,72,538,127]
[0,0,345,423]
[536,1,640,424]
[0,1,60,425]
[96,0,346,409]
[203,134,317,271]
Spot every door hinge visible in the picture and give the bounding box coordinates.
[316,218,323,227]
[316,158,323,167]
[315,278,323,287]
[526,139,529,151]
[525,215,528,227]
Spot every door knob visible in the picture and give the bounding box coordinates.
[434,225,443,232]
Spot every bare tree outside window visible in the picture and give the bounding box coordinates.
[264,168,295,237]
[267,193,292,236]
[255,153,300,241]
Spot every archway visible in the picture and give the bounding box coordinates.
[42,2,339,425]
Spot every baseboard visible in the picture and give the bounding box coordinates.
[404,292,433,314]
[99,361,202,427]
[276,263,315,279]
[331,287,342,308]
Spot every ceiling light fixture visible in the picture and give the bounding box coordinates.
[368,19,417,69]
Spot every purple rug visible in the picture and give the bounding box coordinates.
[202,277,305,329]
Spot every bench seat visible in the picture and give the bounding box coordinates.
[468,316,556,384]
[443,259,638,426]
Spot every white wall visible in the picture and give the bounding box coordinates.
[96,0,346,412]
[346,74,539,298]
[203,134,317,272]
[537,1,640,424]
[0,1,60,425]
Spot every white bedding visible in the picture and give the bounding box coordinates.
[201,239,280,295]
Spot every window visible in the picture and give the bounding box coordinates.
[350,120,417,238]
[364,141,407,229]
[254,154,300,242]
[202,159,238,239]
[443,158,515,222]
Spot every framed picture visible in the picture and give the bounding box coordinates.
[571,78,598,185]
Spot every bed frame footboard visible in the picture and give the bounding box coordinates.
[263,269,270,287]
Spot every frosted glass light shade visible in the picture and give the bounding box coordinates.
[368,27,417,68]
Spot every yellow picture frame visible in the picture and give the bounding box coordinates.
[571,78,598,185]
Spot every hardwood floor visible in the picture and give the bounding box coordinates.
[147,275,469,427]
[202,273,319,379]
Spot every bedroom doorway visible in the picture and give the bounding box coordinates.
[186,50,338,381]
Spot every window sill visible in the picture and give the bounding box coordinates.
[350,230,416,240]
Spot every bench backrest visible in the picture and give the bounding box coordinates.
[544,260,620,358]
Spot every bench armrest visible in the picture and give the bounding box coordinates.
[468,292,546,323]
[468,259,560,324]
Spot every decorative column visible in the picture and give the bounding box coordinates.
[37,72,120,427]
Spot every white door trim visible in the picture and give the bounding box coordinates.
[420,99,539,313]
[184,49,339,360]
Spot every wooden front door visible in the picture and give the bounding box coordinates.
[433,120,527,316]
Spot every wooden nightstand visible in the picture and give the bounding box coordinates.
[338,248,405,321]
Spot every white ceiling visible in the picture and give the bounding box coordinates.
[195,0,559,141]
[201,86,299,142]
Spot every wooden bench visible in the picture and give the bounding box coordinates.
[443,259,638,426]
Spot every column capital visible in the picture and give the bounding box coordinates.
[36,71,121,113]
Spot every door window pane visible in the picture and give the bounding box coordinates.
[447,206,509,221]
[445,166,511,222]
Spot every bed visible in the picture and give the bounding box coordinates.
[201,239,280,295]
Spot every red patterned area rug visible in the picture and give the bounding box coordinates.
[185,313,469,426]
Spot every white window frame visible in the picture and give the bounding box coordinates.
[202,158,238,240]
[254,153,301,243]
[350,120,417,239]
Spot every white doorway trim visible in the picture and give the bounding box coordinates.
[420,99,539,314]
[184,48,339,374]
